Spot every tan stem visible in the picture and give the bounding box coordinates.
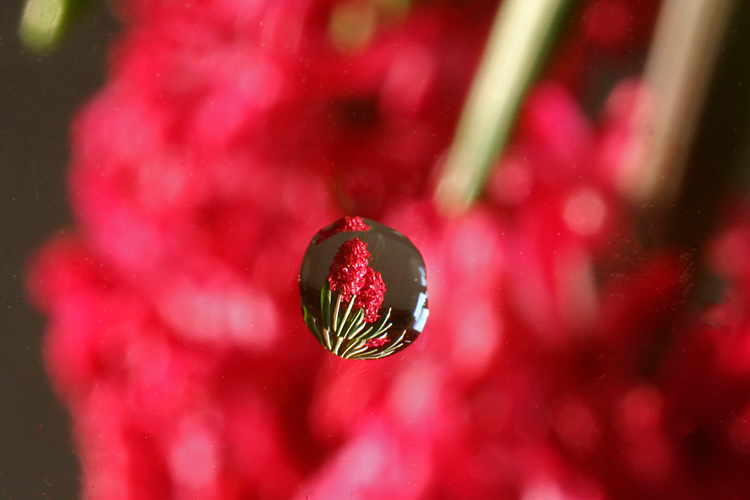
[434,0,571,214]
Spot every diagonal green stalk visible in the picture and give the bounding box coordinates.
[331,291,342,331]
[323,328,332,350]
[332,335,345,355]
[378,330,407,356]
[340,336,370,358]
[345,317,368,340]
[434,0,574,214]
[343,343,370,359]
[305,309,322,344]
[350,308,391,340]
[321,286,331,328]
[18,0,94,53]
[373,330,406,358]
[335,294,358,336]
[621,0,736,216]
[342,309,366,339]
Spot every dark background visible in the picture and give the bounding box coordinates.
[0,1,749,499]
[0,2,117,498]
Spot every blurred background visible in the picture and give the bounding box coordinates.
[1,2,116,497]
[2,0,750,498]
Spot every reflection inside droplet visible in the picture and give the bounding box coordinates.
[299,217,428,359]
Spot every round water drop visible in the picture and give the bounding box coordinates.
[299,217,428,359]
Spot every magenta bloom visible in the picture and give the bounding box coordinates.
[28,0,750,498]
[327,237,371,304]
[326,237,386,324]
[353,267,386,324]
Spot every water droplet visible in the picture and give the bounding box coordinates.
[299,217,428,359]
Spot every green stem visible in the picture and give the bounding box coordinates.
[336,294,358,336]
[434,0,574,214]
[18,0,95,53]
[331,292,342,331]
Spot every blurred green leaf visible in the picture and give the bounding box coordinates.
[19,0,92,53]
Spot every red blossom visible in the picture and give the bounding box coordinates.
[353,267,386,323]
[315,216,370,244]
[28,0,750,499]
[327,238,371,303]
[364,337,390,348]
[326,238,386,323]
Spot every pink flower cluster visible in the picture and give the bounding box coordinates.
[328,238,371,300]
[354,268,387,324]
[327,237,386,324]
[26,0,750,499]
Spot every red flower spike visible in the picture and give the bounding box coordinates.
[327,238,371,303]
[315,216,370,244]
[354,268,386,324]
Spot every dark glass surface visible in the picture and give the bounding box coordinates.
[299,218,428,358]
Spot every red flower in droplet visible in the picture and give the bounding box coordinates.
[327,238,386,323]
[364,336,390,348]
[315,216,370,244]
[354,267,386,323]
[327,238,371,303]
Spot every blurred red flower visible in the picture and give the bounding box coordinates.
[26,0,750,499]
